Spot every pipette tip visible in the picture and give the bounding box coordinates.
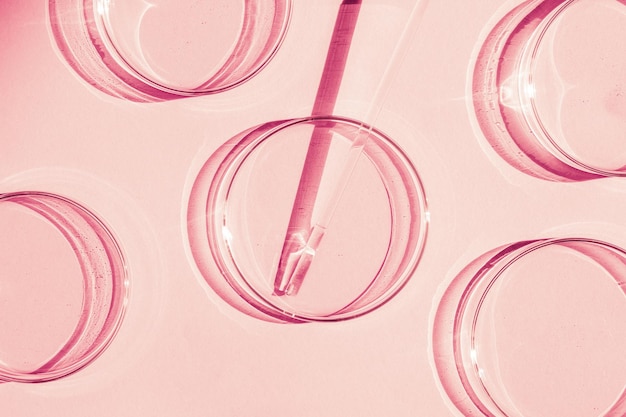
[273,225,326,296]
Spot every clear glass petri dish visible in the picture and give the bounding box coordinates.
[187,116,428,322]
[472,0,626,181]
[432,238,626,417]
[48,0,291,101]
[0,192,128,383]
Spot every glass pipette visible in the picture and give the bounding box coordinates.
[274,0,430,296]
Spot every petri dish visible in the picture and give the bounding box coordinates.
[0,192,128,383]
[432,238,626,417]
[472,0,626,181]
[187,116,428,322]
[48,0,291,101]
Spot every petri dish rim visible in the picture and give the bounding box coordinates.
[93,0,293,96]
[472,0,626,179]
[522,0,626,177]
[437,237,626,417]
[0,191,129,383]
[203,116,429,322]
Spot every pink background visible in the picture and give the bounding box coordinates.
[2,0,626,415]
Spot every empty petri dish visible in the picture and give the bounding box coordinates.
[432,238,626,417]
[187,116,428,322]
[472,0,626,180]
[48,0,291,101]
[0,192,128,383]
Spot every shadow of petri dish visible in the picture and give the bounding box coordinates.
[433,238,626,417]
[186,116,428,323]
[0,192,128,383]
[48,0,292,102]
[472,0,626,181]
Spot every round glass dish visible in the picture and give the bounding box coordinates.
[432,238,626,417]
[0,192,128,383]
[472,0,626,181]
[187,116,428,322]
[48,0,291,101]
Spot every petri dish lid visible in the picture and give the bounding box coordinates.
[433,238,626,417]
[48,0,292,100]
[0,192,128,383]
[472,0,626,180]
[187,116,428,322]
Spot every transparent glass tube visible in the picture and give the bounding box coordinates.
[273,0,430,296]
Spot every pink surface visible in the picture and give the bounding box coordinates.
[2,0,626,416]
